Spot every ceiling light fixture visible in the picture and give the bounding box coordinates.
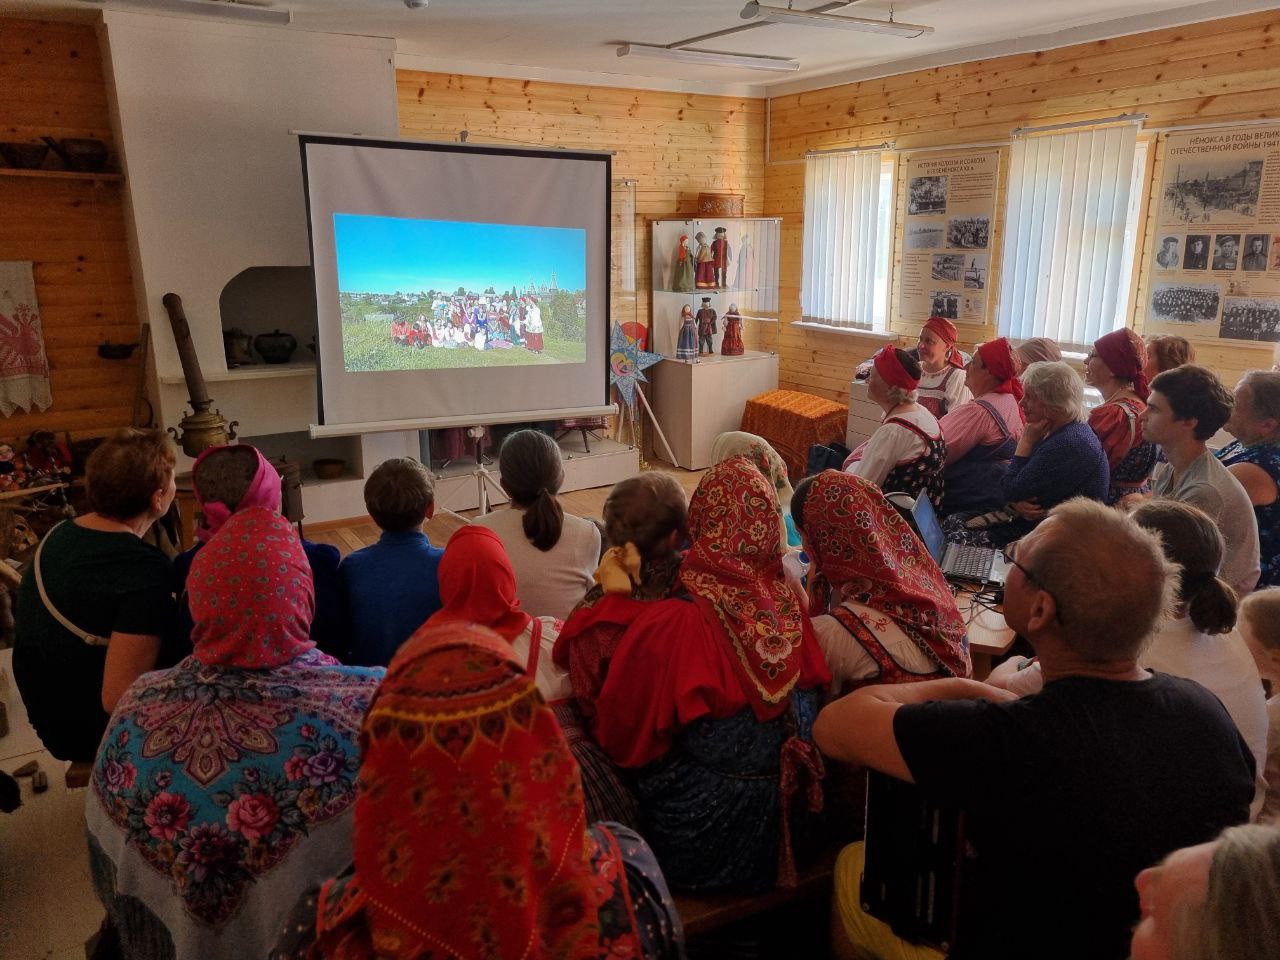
[740,1,933,38]
[616,42,799,73]
[83,0,292,26]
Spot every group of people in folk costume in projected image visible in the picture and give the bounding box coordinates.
[388,291,549,354]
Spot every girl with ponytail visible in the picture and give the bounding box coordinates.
[1132,499,1268,816]
[472,429,602,620]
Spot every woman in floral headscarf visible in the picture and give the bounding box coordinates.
[1086,328,1159,504]
[710,430,800,549]
[271,620,685,960]
[586,457,831,893]
[86,508,383,960]
[791,470,970,693]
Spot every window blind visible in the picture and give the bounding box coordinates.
[801,150,883,329]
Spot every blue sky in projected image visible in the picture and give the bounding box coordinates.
[334,214,586,294]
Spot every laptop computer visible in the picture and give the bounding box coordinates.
[906,492,1010,586]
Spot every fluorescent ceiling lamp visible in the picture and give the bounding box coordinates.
[616,42,799,73]
[740,1,933,38]
[84,0,292,25]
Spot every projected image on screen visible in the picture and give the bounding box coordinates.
[334,213,588,372]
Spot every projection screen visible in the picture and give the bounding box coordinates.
[299,135,611,433]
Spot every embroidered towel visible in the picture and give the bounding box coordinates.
[0,262,53,416]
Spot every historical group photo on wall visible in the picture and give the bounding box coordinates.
[334,213,588,372]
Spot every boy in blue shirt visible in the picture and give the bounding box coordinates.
[340,457,444,666]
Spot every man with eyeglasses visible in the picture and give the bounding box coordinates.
[814,498,1254,960]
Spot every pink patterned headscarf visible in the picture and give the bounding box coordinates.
[191,444,282,542]
[188,507,315,669]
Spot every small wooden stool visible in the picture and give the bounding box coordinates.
[740,389,848,481]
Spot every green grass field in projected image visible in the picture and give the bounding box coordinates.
[342,321,586,372]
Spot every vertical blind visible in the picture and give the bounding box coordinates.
[997,124,1138,347]
[802,150,882,329]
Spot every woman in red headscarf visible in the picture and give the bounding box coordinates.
[914,315,972,417]
[938,337,1027,515]
[586,458,831,893]
[272,621,685,960]
[1086,328,1159,504]
[791,470,970,693]
[843,346,947,509]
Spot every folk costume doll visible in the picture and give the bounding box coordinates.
[720,303,744,356]
[676,304,698,361]
[735,233,755,290]
[696,298,718,355]
[672,234,695,292]
[711,226,732,288]
[694,231,716,289]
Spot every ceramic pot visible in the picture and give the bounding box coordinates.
[223,328,255,367]
[254,329,297,364]
[0,143,49,170]
[41,137,109,173]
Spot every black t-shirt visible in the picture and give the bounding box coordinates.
[13,521,176,762]
[893,673,1255,960]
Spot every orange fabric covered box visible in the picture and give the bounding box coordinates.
[740,389,847,482]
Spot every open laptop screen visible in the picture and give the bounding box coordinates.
[910,494,948,565]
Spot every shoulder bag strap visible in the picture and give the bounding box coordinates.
[34,521,110,647]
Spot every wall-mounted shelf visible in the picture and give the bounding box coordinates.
[158,361,316,385]
[0,168,123,183]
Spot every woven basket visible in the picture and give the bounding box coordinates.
[696,192,745,217]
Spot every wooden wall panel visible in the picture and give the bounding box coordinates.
[0,18,138,439]
[396,71,766,338]
[766,9,1280,398]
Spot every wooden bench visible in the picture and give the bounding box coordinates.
[674,848,838,938]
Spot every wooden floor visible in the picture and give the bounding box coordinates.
[305,461,706,558]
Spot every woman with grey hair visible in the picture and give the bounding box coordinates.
[1218,369,1280,587]
[1130,823,1280,960]
[944,360,1109,547]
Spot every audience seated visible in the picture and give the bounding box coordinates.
[1136,365,1261,595]
[340,457,444,666]
[815,498,1255,960]
[912,317,972,418]
[175,443,346,658]
[587,457,831,893]
[1086,328,1159,504]
[1130,823,1280,960]
[1012,336,1062,370]
[472,428,602,620]
[1143,333,1196,381]
[944,361,1108,548]
[710,430,799,548]
[1218,370,1280,587]
[86,508,383,960]
[843,346,947,509]
[791,471,970,693]
[271,620,684,960]
[1239,588,1280,822]
[938,337,1026,515]
[14,427,178,763]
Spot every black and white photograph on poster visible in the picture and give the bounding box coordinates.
[963,255,988,289]
[931,254,965,282]
[1183,235,1210,270]
[908,175,948,215]
[1150,282,1221,325]
[1272,237,1280,271]
[906,224,945,250]
[1242,235,1270,271]
[929,290,960,320]
[946,215,990,249]
[1155,236,1181,269]
[1161,158,1264,224]
[1212,234,1241,271]
[1219,297,1280,342]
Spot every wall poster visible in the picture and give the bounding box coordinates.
[1148,124,1280,343]
[898,150,1000,327]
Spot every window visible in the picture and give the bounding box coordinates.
[801,151,896,331]
[997,125,1146,348]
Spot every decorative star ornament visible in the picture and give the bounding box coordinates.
[609,322,663,409]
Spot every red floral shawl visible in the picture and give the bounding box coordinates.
[678,456,810,716]
[312,621,604,960]
[433,525,532,641]
[187,507,315,669]
[803,471,970,679]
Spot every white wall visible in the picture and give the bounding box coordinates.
[100,11,414,520]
